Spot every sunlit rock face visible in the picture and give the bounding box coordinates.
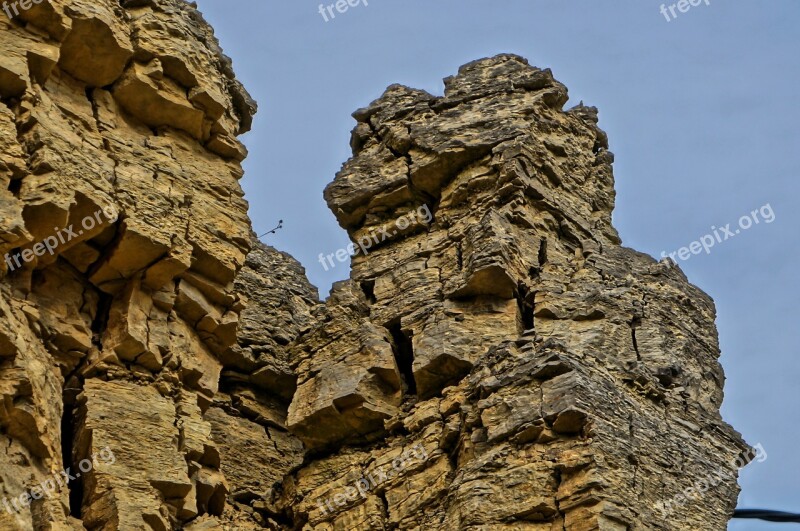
[289,54,747,530]
[1,0,256,528]
[1,2,745,529]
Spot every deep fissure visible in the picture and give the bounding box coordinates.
[360,279,377,304]
[630,318,642,361]
[517,284,535,332]
[60,396,81,517]
[388,322,416,396]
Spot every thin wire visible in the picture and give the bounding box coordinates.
[259,220,283,238]
[733,509,800,523]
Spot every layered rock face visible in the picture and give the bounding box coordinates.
[1,3,746,531]
[1,1,259,529]
[283,56,748,530]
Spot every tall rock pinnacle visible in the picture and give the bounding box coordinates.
[288,54,748,529]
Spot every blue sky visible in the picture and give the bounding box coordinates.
[195,1,800,526]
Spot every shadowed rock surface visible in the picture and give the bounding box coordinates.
[0,2,747,530]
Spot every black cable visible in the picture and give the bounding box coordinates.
[258,219,283,238]
[734,509,800,523]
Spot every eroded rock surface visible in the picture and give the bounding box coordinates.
[282,54,748,530]
[1,1,257,528]
[1,3,746,530]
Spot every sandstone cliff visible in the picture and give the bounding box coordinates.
[0,2,746,530]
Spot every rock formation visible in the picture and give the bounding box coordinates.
[0,1,747,530]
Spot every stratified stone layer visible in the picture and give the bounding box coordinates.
[279,55,747,530]
[1,1,256,528]
[1,3,747,529]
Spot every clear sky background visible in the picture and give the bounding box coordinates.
[195,1,799,526]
